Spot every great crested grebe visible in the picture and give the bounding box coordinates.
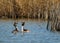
[13,22,18,28]
[21,22,30,32]
[12,22,19,33]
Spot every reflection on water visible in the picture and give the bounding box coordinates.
[0,19,60,43]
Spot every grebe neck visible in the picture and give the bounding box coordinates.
[21,26,24,31]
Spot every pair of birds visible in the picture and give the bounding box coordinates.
[12,22,30,33]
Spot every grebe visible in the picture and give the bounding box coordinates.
[12,22,19,33]
[21,22,30,32]
[13,22,18,28]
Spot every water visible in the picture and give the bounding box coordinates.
[0,19,60,43]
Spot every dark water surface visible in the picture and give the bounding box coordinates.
[0,19,60,43]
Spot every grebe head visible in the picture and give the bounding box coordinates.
[22,22,25,26]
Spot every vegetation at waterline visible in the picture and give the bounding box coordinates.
[0,0,60,19]
[0,0,60,31]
